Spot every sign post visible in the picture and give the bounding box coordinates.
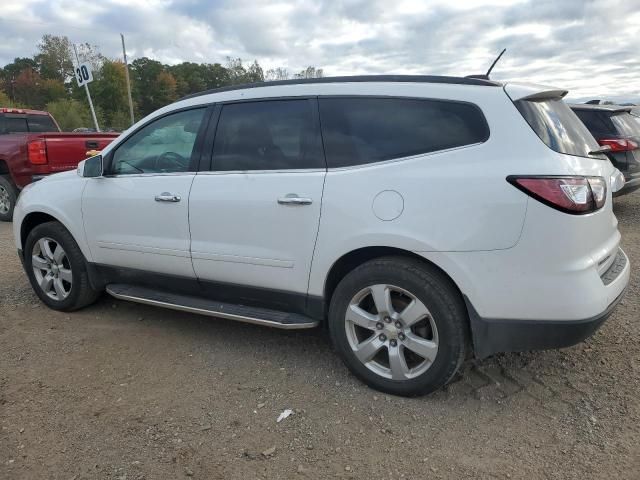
[72,44,100,132]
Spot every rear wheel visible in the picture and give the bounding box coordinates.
[24,221,101,311]
[0,175,17,222]
[329,257,468,396]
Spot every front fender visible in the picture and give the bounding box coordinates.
[13,174,92,261]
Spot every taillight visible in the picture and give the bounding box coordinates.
[507,176,606,214]
[27,139,47,165]
[597,138,639,152]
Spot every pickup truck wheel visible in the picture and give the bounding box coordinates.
[0,175,17,222]
[24,221,100,311]
[328,257,468,397]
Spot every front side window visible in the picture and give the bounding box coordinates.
[111,108,205,175]
[516,99,601,158]
[212,100,324,171]
[319,97,489,168]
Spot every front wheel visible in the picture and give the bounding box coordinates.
[24,221,101,311]
[0,175,18,222]
[328,257,468,396]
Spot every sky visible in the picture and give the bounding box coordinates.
[0,0,639,102]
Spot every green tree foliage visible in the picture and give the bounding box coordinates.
[93,60,130,127]
[0,90,11,106]
[35,34,74,82]
[45,98,92,131]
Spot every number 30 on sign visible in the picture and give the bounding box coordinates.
[75,63,94,86]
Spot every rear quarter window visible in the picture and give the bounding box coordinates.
[610,113,640,139]
[319,97,489,168]
[515,99,601,158]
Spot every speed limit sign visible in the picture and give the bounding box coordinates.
[75,62,94,86]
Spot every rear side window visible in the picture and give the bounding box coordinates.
[319,97,489,168]
[515,99,600,158]
[0,115,28,134]
[212,100,324,171]
[610,113,640,139]
[27,114,57,132]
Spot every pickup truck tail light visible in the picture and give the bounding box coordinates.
[507,176,606,214]
[597,138,639,152]
[28,140,48,165]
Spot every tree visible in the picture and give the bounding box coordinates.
[1,58,38,102]
[0,89,11,106]
[35,35,74,83]
[13,68,44,108]
[266,67,290,81]
[130,57,165,116]
[154,71,178,107]
[93,60,129,126]
[46,98,92,131]
[169,62,206,98]
[294,66,324,79]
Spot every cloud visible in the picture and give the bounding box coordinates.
[0,0,638,101]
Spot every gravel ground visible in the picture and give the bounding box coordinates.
[1,195,639,480]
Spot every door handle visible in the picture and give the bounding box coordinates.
[277,194,313,206]
[155,192,181,203]
[85,140,99,149]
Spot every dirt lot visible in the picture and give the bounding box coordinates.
[1,196,639,480]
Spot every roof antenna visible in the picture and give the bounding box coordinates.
[486,48,506,78]
[466,48,506,80]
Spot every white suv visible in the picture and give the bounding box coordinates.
[13,76,630,396]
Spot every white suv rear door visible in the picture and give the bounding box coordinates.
[188,99,326,298]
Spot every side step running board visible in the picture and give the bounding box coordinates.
[106,284,319,330]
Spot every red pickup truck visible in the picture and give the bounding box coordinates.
[0,108,119,221]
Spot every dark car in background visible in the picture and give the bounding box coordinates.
[570,104,640,196]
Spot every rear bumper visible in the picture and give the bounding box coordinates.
[466,287,627,359]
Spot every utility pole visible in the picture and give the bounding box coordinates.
[121,34,135,127]
[72,44,100,132]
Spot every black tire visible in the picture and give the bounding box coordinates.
[328,256,468,397]
[0,175,18,222]
[24,221,101,311]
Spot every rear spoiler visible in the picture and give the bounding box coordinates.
[504,83,568,102]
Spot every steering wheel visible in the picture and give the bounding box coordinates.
[154,151,187,172]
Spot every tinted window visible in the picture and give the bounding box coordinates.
[573,110,615,138]
[212,100,323,171]
[0,115,28,134]
[27,114,58,132]
[319,97,489,168]
[112,108,205,175]
[516,99,601,158]
[610,113,640,139]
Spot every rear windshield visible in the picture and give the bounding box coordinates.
[515,98,601,158]
[0,115,29,134]
[610,112,640,139]
[0,114,57,134]
[27,114,57,132]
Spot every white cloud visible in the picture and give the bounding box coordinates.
[0,0,638,101]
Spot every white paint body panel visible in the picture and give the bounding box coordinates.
[13,79,630,325]
[189,171,325,293]
[82,174,196,277]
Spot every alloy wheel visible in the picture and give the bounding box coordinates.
[345,284,439,380]
[31,237,73,301]
[0,185,10,215]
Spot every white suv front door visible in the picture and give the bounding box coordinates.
[83,107,208,278]
[189,99,326,300]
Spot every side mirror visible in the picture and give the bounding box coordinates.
[78,155,103,178]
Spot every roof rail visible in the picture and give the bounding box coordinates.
[178,74,501,101]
